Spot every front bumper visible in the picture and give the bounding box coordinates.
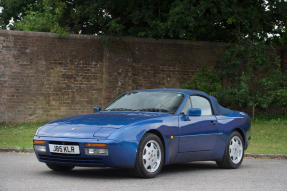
[33,136,138,167]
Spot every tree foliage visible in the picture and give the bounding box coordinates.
[216,40,270,82]
[183,43,286,117]
[12,0,69,37]
[260,51,287,113]
[215,41,285,117]
[1,0,286,116]
[182,64,221,94]
[0,0,286,44]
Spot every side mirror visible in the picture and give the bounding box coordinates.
[93,107,101,113]
[185,108,201,121]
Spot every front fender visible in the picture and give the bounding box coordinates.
[108,115,180,163]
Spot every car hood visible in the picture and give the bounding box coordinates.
[36,112,168,138]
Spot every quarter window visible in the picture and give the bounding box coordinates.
[181,98,192,115]
[190,96,212,115]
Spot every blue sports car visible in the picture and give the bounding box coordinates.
[33,89,251,178]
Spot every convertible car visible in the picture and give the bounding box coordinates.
[33,89,251,178]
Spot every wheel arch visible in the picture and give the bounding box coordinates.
[145,129,168,164]
[232,127,246,148]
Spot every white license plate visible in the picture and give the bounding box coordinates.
[49,144,80,154]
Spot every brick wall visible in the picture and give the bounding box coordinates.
[0,30,285,123]
[102,37,227,106]
[0,31,104,123]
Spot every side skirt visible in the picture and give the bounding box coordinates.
[173,150,213,163]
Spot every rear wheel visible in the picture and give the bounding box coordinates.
[216,131,244,169]
[46,163,75,171]
[132,133,164,178]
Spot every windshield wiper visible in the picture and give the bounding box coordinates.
[105,108,170,113]
[105,108,136,111]
[138,108,170,113]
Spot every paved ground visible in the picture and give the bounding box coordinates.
[0,153,287,191]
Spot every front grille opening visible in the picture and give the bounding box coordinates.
[50,153,81,156]
[38,154,103,164]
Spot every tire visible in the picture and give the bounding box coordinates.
[216,131,244,169]
[46,163,75,171]
[132,133,164,178]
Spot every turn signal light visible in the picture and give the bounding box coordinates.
[84,143,108,147]
[33,140,45,144]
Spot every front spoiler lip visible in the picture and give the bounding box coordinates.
[35,152,107,167]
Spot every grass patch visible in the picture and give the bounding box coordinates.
[0,122,47,149]
[246,115,287,155]
[251,114,287,124]
[246,123,287,155]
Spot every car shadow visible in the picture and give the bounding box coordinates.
[161,161,219,174]
[38,161,222,179]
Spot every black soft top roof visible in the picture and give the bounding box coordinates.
[127,88,231,115]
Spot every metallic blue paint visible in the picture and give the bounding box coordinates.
[34,89,251,169]
[179,115,218,152]
[186,108,201,117]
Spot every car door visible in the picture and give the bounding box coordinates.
[178,95,218,152]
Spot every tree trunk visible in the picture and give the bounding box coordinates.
[252,106,255,120]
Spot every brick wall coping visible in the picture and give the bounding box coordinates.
[0,30,228,46]
[1,30,284,51]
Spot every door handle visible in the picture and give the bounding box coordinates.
[210,121,217,125]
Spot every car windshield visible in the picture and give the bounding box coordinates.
[104,92,184,114]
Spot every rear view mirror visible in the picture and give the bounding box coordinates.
[185,108,201,120]
[93,107,101,113]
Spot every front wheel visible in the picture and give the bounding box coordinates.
[216,131,244,169]
[46,163,75,171]
[132,133,164,178]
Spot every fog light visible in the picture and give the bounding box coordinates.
[34,145,46,152]
[97,149,109,155]
[85,148,108,155]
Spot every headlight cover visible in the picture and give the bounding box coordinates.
[34,145,46,152]
[85,148,109,155]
